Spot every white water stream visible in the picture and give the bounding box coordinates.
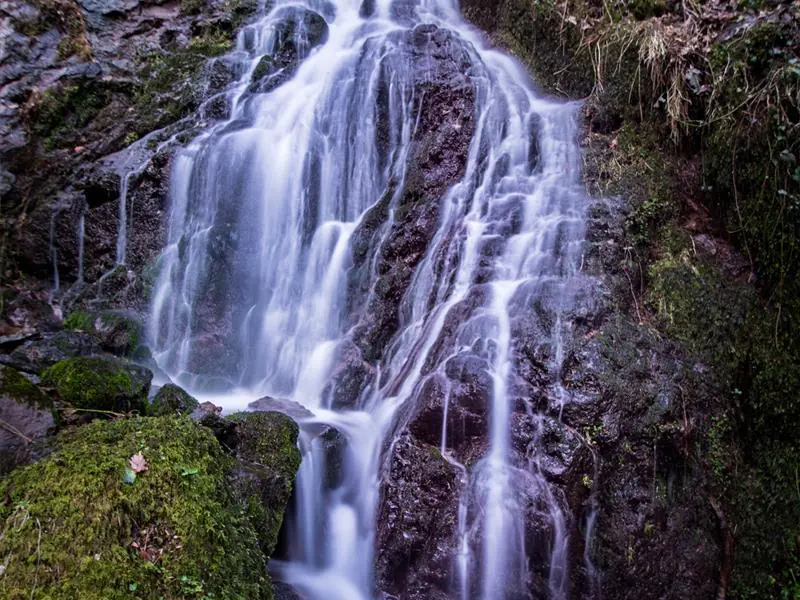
[147,1,587,597]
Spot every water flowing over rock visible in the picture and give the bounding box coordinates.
[137,1,721,599]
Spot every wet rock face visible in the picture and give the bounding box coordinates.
[1,0,252,319]
[376,433,461,600]
[373,136,722,600]
[249,7,329,93]
[350,24,479,364]
[322,340,376,409]
[564,316,722,600]
[0,330,102,374]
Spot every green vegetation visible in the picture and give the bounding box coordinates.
[704,20,800,340]
[134,30,233,135]
[63,310,95,331]
[27,83,111,150]
[41,356,151,413]
[0,364,53,410]
[0,417,275,600]
[225,412,301,556]
[64,310,145,357]
[150,384,199,417]
[12,0,91,60]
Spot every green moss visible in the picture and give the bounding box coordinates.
[28,83,110,150]
[41,357,151,412]
[134,31,233,135]
[150,384,199,417]
[13,0,91,60]
[0,364,52,410]
[229,412,301,481]
[0,417,274,600]
[647,232,800,597]
[225,412,301,556]
[648,245,756,367]
[64,310,144,357]
[64,310,95,331]
[187,31,234,57]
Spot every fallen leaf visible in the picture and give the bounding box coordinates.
[130,452,148,474]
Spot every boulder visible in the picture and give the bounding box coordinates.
[41,355,152,413]
[63,309,145,357]
[0,330,102,374]
[0,364,56,474]
[150,382,198,416]
[0,416,279,598]
[224,411,302,557]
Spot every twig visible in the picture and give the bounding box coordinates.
[57,407,131,418]
[0,419,33,444]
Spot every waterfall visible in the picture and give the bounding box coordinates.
[148,0,587,598]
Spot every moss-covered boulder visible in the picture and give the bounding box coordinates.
[41,356,152,413]
[64,310,145,357]
[0,365,56,474]
[224,412,301,557]
[150,383,199,417]
[0,417,276,600]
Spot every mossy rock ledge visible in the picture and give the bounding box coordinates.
[223,411,303,557]
[63,310,146,358]
[0,365,56,474]
[41,356,152,413]
[150,383,199,417]
[0,415,302,599]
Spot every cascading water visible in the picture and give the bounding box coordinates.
[148,0,588,598]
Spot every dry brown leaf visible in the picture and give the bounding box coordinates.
[129,452,148,473]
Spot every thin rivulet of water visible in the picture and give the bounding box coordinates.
[147,0,589,598]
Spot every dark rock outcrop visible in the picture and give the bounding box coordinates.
[376,433,461,600]
[0,329,102,373]
[1,0,257,321]
[350,24,480,365]
[367,23,485,597]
